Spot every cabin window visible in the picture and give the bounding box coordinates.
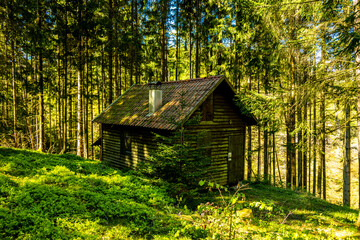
[202,93,214,121]
[121,131,132,154]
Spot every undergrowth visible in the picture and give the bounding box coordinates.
[0,147,181,239]
[0,147,359,239]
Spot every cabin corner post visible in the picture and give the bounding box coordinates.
[100,124,103,161]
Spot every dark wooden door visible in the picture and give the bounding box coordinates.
[228,133,245,185]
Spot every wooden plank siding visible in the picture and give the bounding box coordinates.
[185,87,247,185]
[102,124,159,169]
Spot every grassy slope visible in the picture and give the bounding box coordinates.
[0,147,181,239]
[0,147,359,239]
[240,184,359,239]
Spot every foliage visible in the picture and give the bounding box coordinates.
[139,132,211,199]
[235,90,283,132]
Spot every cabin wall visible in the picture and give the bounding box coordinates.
[101,124,158,169]
[186,86,246,185]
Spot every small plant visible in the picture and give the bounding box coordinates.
[196,180,250,239]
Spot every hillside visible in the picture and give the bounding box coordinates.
[0,148,359,239]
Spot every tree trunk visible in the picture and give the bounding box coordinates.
[37,0,45,152]
[195,0,200,78]
[57,45,62,153]
[189,20,192,79]
[76,1,84,157]
[247,75,252,180]
[160,0,167,82]
[343,103,351,206]
[287,19,297,187]
[175,0,179,81]
[83,37,89,159]
[11,40,17,148]
[297,102,303,189]
[273,131,276,185]
[312,76,317,195]
[358,62,360,211]
[354,0,360,210]
[264,124,269,182]
[286,86,296,188]
[61,2,69,154]
[303,100,308,190]
[318,91,326,199]
[108,0,114,105]
[38,50,45,151]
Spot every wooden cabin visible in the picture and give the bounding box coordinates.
[93,75,257,185]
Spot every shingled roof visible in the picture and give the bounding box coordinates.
[93,75,254,130]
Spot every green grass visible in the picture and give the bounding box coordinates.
[0,147,359,239]
[0,147,183,239]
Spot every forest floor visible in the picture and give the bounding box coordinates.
[0,147,359,239]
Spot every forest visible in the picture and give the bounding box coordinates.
[1,0,360,211]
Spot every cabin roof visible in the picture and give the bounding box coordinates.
[92,75,256,130]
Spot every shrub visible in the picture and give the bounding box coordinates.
[139,132,211,197]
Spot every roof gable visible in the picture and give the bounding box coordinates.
[92,75,255,130]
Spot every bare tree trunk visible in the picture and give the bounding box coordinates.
[57,45,62,153]
[175,0,179,81]
[312,82,317,194]
[61,2,69,154]
[76,1,84,157]
[108,0,113,105]
[358,69,360,211]
[303,100,308,190]
[90,57,94,159]
[318,91,326,199]
[83,37,89,159]
[343,103,351,206]
[308,97,312,192]
[129,0,135,85]
[247,75,252,180]
[195,0,200,78]
[189,20,192,79]
[38,49,45,151]
[354,0,360,211]
[160,0,167,82]
[286,85,296,188]
[101,47,106,109]
[287,20,297,187]
[11,40,17,148]
[297,95,303,189]
[37,0,45,152]
[115,53,119,97]
[257,75,261,179]
[264,72,269,182]
[3,23,9,126]
[258,127,261,178]
[264,124,269,182]
[248,126,252,180]
[272,131,276,185]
